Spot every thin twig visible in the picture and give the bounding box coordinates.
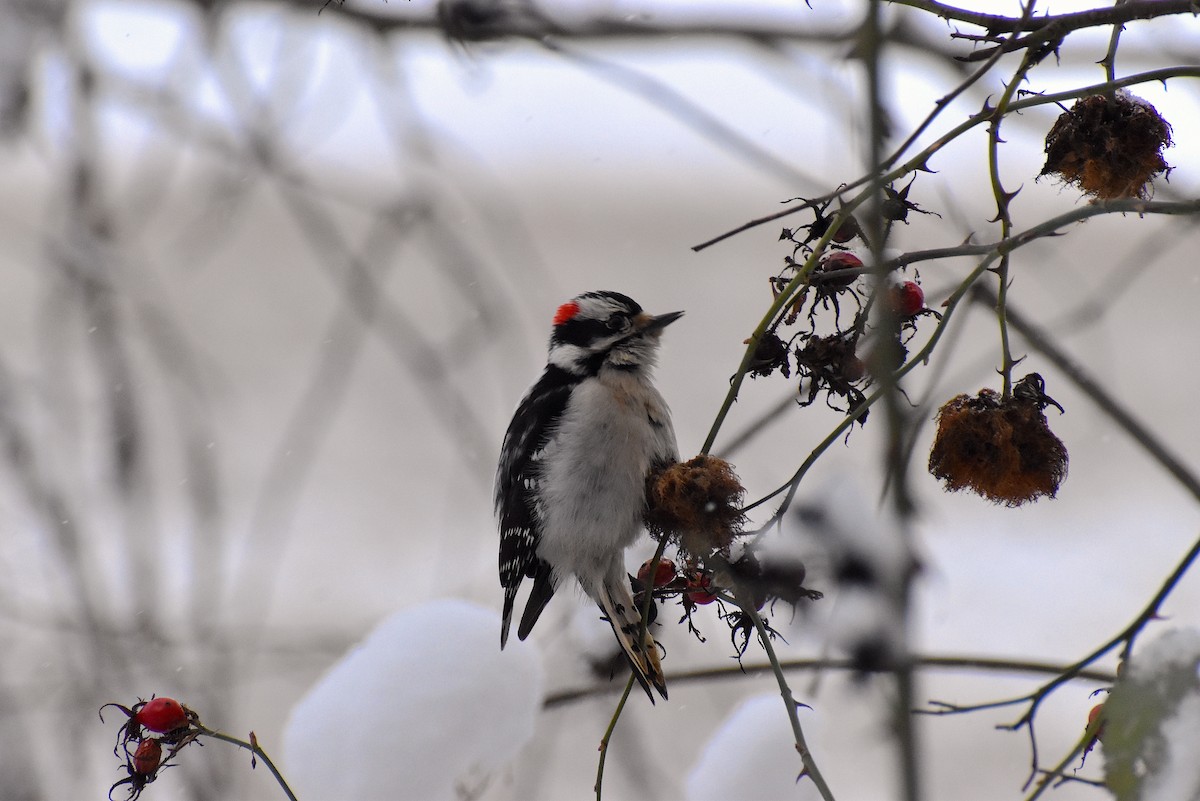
[920,524,1200,787]
[1100,0,1131,84]
[546,655,1116,707]
[192,725,299,801]
[986,37,1041,398]
[593,676,635,801]
[740,598,837,801]
[593,536,669,799]
[1023,724,1102,801]
[312,0,1200,43]
[886,0,1198,38]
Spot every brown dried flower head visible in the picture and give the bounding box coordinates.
[645,455,745,558]
[928,373,1068,507]
[1040,90,1172,200]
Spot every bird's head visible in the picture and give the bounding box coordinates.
[547,291,683,375]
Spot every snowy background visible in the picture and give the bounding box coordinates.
[2,0,1200,799]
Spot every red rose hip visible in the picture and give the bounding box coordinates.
[889,281,925,318]
[1087,702,1106,742]
[132,738,162,775]
[818,252,864,288]
[637,557,677,588]
[685,573,718,605]
[136,697,187,733]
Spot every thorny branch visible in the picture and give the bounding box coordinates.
[885,0,1199,38]
[693,66,1200,252]
[920,521,1200,785]
[310,0,1200,44]
[544,655,1117,708]
[985,35,1042,400]
[914,281,1200,787]
[913,279,1200,784]
[739,598,836,801]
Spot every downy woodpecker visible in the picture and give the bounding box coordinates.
[496,290,681,700]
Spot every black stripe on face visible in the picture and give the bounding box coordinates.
[551,293,642,347]
[552,315,612,348]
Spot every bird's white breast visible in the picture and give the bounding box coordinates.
[534,368,678,591]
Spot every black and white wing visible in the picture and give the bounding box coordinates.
[495,366,575,647]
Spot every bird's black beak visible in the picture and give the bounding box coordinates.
[637,310,684,333]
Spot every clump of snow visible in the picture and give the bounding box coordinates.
[685,694,821,801]
[570,599,622,662]
[827,587,904,666]
[283,598,544,801]
[1143,692,1200,800]
[749,527,808,569]
[1102,628,1200,800]
[801,473,912,590]
[1127,628,1200,683]
[791,472,915,668]
[1115,87,1154,110]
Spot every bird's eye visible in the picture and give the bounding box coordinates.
[606,314,628,331]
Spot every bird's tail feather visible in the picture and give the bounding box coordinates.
[597,581,667,702]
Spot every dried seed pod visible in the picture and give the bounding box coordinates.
[928,373,1068,506]
[743,331,791,378]
[1040,90,1172,200]
[795,333,868,413]
[798,207,862,246]
[645,455,745,558]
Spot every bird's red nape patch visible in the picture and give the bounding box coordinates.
[553,301,580,326]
